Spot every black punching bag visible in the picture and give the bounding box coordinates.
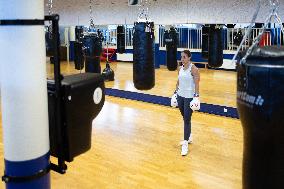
[133,21,155,90]
[201,24,210,59]
[117,25,125,53]
[208,25,223,67]
[74,26,84,70]
[83,32,103,73]
[74,41,84,70]
[164,27,178,71]
[237,46,284,189]
[45,30,54,57]
[75,26,84,41]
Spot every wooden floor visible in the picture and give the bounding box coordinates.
[46,61,237,107]
[0,61,242,189]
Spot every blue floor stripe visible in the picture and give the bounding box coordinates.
[105,88,239,119]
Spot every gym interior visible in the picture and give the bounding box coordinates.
[1,0,284,189]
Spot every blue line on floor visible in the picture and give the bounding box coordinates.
[105,88,239,119]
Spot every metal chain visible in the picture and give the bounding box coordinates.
[233,0,284,65]
[48,0,53,16]
[138,0,150,21]
[89,0,95,29]
[47,0,53,38]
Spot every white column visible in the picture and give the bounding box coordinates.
[0,0,49,162]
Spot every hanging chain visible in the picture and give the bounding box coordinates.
[233,0,284,65]
[138,0,150,21]
[89,0,95,29]
[47,0,53,38]
[48,0,53,16]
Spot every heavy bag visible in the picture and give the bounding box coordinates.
[45,30,54,57]
[102,63,114,81]
[133,21,155,90]
[75,26,84,42]
[208,25,223,67]
[74,41,84,70]
[237,46,284,189]
[83,33,103,73]
[117,25,126,53]
[233,31,243,46]
[201,25,210,59]
[164,27,178,71]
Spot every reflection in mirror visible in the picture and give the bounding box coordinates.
[46,22,284,109]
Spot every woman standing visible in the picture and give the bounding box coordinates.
[176,50,200,156]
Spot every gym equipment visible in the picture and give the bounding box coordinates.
[201,24,210,59]
[102,38,115,81]
[133,21,155,90]
[102,63,114,81]
[208,24,223,68]
[45,26,54,57]
[45,0,54,63]
[46,14,105,174]
[233,30,243,46]
[133,0,155,90]
[170,92,178,107]
[48,73,105,162]
[83,31,103,73]
[238,46,284,189]
[75,26,84,41]
[164,27,178,71]
[74,26,84,70]
[234,1,284,188]
[74,41,84,70]
[226,24,236,28]
[190,97,200,111]
[117,25,125,53]
[82,0,104,73]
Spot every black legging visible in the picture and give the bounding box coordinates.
[177,95,193,140]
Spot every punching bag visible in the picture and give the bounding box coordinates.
[237,46,284,189]
[83,32,103,73]
[208,25,223,67]
[164,27,178,71]
[117,25,125,53]
[133,21,155,90]
[201,24,210,59]
[45,30,54,57]
[75,26,84,42]
[74,41,84,70]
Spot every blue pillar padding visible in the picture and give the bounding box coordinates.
[154,43,160,68]
[5,152,50,189]
[69,41,75,61]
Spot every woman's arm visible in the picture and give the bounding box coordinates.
[176,66,181,91]
[191,64,200,96]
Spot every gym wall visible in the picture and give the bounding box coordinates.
[44,0,284,25]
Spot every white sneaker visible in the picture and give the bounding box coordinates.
[181,140,188,156]
[179,135,193,146]
[188,135,193,144]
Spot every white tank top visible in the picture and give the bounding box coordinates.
[177,64,195,98]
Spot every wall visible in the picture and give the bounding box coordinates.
[44,0,284,25]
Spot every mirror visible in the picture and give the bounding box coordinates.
[47,22,284,109]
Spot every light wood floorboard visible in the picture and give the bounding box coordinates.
[0,61,242,189]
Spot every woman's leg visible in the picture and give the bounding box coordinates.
[177,95,184,117]
[183,98,193,140]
